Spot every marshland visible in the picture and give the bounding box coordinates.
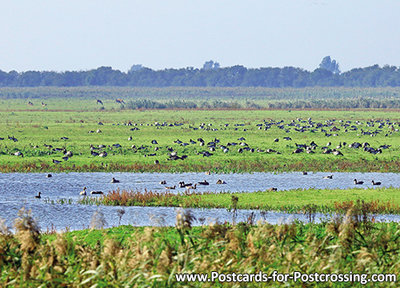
[2,87,400,286]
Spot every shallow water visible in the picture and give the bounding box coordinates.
[0,172,399,230]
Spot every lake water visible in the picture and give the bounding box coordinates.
[0,172,399,230]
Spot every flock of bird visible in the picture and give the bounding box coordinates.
[4,116,399,165]
[34,174,228,198]
[33,171,385,199]
[319,174,382,186]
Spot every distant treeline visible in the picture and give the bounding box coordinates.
[1,64,400,87]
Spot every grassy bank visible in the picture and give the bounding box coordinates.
[1,208,400,287]
[78,187,400,214]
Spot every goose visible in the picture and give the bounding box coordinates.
[216,179,226,184]
[35,192,41,199]
[354,179,364,185]
[80,187,87,196]
[371,180,381,186]
[323,175,333,179]
[198,180,209,185]
[302,171,308,175]
[186,184,197,190]
[90,191,104,195]
[165,185,176,190]
[268,187,277,192]
[179,181,193,188]
[159,180,167,185]
[111,177,120,183]
[46,174,52,178]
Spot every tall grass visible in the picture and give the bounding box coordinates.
[1,207,400,286]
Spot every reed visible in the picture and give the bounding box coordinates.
[1,207,400,287]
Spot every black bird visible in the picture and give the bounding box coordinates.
[46,174,52,178]
[354,179,364,185]
[90,191,104,195]
[111,177,120,183]
[371,180,381,186]
[35,192,41,199]
[198,180,209,185]
[52,159,61,164]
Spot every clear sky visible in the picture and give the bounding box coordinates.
[1,0,399,72]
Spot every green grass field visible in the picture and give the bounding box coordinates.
[1,106,400,172]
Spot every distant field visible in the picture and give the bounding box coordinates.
[2,86,400,110]
[0,107,399,172]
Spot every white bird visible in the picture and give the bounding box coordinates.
[80,187,87,196]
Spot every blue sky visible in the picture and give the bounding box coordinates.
[1,0,399,72]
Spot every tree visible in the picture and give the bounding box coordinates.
[128,64,143,73]
[202,60,220,70]
[319,56,340,74]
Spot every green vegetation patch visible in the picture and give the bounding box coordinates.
[78,187,400,214]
